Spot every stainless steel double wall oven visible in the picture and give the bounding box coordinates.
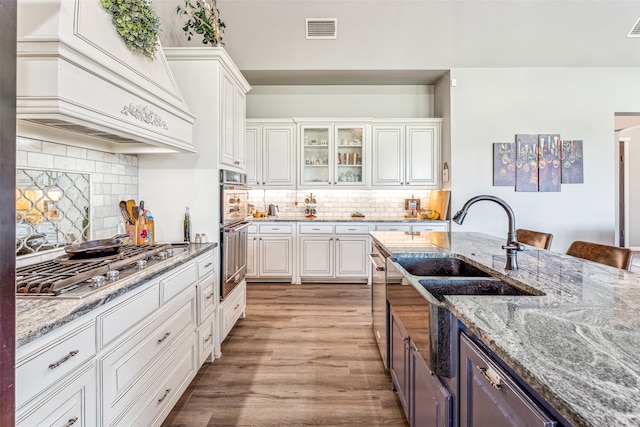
[219,169,251,300]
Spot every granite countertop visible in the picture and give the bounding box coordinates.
[370,231,640,427]
[15,242,217,348]
[250,215,449,223]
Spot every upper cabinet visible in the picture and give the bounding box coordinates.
[372,119,442,188]
[16,0,196,153]
[220,72,248,170]
[246,120,296,188]
[163,48,251,172]
[296,120,370,187]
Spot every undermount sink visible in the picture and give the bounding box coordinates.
[394,256,490,277]
[419,277,544,300]
[387,255,545,379]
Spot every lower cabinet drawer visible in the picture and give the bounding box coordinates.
[99,289,196,426]
[299,224,333,234]
[335,224,371,234]
[113,334,198,427]
[98,283,160,349]
[197,314,216,366]
[161,261,197,303]
[259,224,293,234]
[412,223,449,232]
[197,252,215,279]
[16,321,96,409]
[197,275,216,325]
[375,224,411,232]
[16,362,96,427]
[221,282,246,341]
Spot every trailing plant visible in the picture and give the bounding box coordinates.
[100,0,161,60]
[176,0,225,46]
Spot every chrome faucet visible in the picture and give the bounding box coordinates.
[452,195,525,270]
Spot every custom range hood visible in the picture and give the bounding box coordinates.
[17,0,196,153]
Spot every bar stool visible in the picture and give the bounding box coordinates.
[515,229,553,250]
[566,240,634,270]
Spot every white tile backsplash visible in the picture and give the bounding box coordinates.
[17,136,138,240]
[248,188,434,219]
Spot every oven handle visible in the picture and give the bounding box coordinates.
[368,253,386,271]
[222,221,252,233]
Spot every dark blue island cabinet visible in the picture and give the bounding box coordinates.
[390,306,453,427]
[459,332,557,427]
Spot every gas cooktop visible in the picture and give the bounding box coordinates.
[16,243,190,299]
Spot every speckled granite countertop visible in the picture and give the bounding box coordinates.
[15,243,217,348]
[250,215,449,223]
[370,231,640,427]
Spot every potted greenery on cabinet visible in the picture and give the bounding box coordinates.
[176,0,226,46]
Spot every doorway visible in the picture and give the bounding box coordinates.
[616,114,640,251]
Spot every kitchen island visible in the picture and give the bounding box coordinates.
[371,231,640,427]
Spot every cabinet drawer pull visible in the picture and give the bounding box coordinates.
[271,228,280,230]
[312,228,320,230]
[63,416,78,427]
[158,388,171,403]
[157,332,171,344]
[234,303,240,310]
[348,228,356,231]
[206,292,214,300]
[48,350,79,370]
[204,333,213,343]
[476,365,503,390]
[204,262,213,268]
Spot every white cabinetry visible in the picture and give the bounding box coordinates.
[16,362,96,427]
[297,120,369,187]
[297,223,371,283]
[16,249,217,427]
[220,71,248,169]
[246,223,294,281]
[246,120,296,188]
[375,222,449,232]
[140,48,251,242]
[220,281,247,342]
[372,119,442,188]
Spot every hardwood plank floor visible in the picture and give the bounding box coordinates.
[162,283,409,427]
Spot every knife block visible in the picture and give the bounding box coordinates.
[125,217,155,245]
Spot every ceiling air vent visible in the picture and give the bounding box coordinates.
[306,18,337,40]
[627,17,640,37]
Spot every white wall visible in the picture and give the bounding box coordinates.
[449,68,640,252]
[246,85,434,118]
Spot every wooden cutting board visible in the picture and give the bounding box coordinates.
[427,190,450,220]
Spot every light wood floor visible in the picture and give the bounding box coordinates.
[161,283,408,427]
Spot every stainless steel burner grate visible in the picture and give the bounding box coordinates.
[16,244,172,296]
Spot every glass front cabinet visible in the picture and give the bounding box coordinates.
[299,122,367,187]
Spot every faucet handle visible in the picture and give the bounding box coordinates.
[502,242,525,252]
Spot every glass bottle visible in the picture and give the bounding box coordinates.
[184,207,191,243]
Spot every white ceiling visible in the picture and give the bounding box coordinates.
[156,0,640,85]
[153,0,640,85]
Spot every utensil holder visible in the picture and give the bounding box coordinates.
[125,217,155,245]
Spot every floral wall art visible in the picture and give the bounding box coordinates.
[493,134,584,192]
